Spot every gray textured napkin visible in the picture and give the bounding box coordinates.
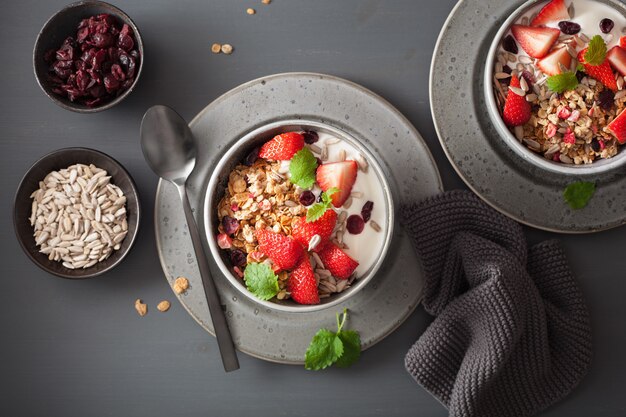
[401,190,592,417]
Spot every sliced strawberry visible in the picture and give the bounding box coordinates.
[511,25,560,58]
[608,46,626,76]
[255,229,303,270]
[530,0,569,27]
[502,75,531,127]
[537,47,572,76]
[317,242,359,280]
[607,109,626,144]
[315,160,358,207]
[287,255,319,305]
[292,209,337,250]
[578,48,618,91]
[620,36,626,49]
[258,132,305,160]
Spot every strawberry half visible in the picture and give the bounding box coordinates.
[620,36,626,49]
[530,0,569,27]
[537,47,571,76]
[578,48,618,91]
[258,132,305,160]
[256,229,303,270]
[607,109,626,144]
[292,209,337,250]
[317,242,359,280]
[607,46,626,76]
[287,254,320,305]
[316,160,358,207]
[511,25,560,58]
[502,75,531,127]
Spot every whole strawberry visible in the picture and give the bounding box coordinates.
[288,255,320,305]
[259,132,305,160]
[256,229,303,270]
[578,36,618,92]
[317,242,359,280]
[292,209,337,250]
[503,75,531,127]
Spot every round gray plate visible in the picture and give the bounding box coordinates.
[431,0,626,233]
[154,72,443,364]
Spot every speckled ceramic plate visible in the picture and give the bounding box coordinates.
[154,72,443,364]
[431,0,626,233]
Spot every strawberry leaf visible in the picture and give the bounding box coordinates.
[584,35,607,66]
[304,329,343,370]
[305,188,339,222]
[563,181,595,209]
[243,262,279,301]
[546,72,578,93]
[289,148,318,189]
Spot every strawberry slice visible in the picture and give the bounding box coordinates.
[620,36,626,49]
[292,209,337,250]
[317,242,359,280]
[578,48,618,91]
[607,46,626,76]
[530,0,570,27]
[511,25,560,58]
[502,75,531,127]
[537,47,572,76]
[607,109,626,144]
[255,229,303,271]
[316,161,358,207]
[258,132,305,160]
[287,255,319,305]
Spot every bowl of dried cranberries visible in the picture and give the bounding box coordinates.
[33,1,143,113]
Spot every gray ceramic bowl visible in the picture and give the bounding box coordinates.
[14,148,140,279]
[484,0,626,175]
[33,1,144,113]
[205,120,395,313]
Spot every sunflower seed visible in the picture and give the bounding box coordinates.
[509,86,526,96]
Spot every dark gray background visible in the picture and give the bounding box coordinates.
[1,1,624,416]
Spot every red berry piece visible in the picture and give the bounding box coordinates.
[222,216,239,235]
[298,190,316,206]
[600,18,614,34]
[346,215,365,234]
[361,201,374,222]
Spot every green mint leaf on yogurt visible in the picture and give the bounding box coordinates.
[584,35,607,66]
[563,181,596,209]
[546,72,578,93]
[289,147,318,189]
[243,262,279,301]
[306,188,338,222]
[304,309,361,370]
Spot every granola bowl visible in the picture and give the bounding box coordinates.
[484,0,626,175]
[205,120,395,313]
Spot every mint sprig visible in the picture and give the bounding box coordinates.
[546,72,578,93]
[306,188,338,222]
[289,148,318,189]
[305,309,361,370]
[243,262,279,301]
[584,35,607,66]
[563,181,595,209]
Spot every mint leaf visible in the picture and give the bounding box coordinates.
[546,72,578,93]
[243,262,279,301]
[335,330,361,368]
[289,148,318,189]
[576,63,585,73]
[584,35,607,66]
[563,181,595,209]
[304,329,343,370]
[305,188,339,222]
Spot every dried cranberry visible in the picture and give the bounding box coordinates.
[591,139,601,152]
[521,70,534,88]
[222,216,239,235]
[502,65,512,74]
[299,191,316,206]
[229,249,247,267]
[243,147,259,166]
[346,215,365,234]
[558,21,581,35]
[600,18,614,33]
[117,34,134,51]
[502,35,518,54]
[92,32,113,48]
[576,70,585,83]
[598,90,615,111]
[111,64,125,81]
[103,74,120,92]
[302,130,319,144]
[361,201,374,222]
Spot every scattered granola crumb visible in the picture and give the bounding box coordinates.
[262,0,271,4]
[221,44,234,55]
[173,276,190,294]
[211,43,222,54]
[135,299,147,316]
[157,300,171,312]
[247,8,256,15]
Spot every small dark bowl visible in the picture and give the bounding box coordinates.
[33,1,144,113]
[14,148,140,279]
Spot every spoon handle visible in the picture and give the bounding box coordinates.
[178,184,240,372]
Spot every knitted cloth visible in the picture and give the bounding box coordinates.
[401,190,592,417]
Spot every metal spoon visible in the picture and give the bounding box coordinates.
[140,105,239,372]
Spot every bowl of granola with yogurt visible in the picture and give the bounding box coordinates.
[485,0,626,174]
[205,121,394,312]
